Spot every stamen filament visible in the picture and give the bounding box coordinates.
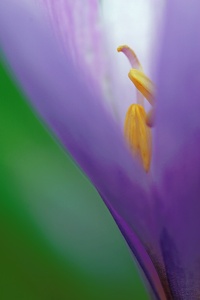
[146,108,155,127]
[117,45,143,70]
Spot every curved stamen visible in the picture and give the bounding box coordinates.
[117,45,154,171]
[117,45,143,70]
[117,45,144,106]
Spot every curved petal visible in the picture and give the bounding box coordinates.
[156,140,200,298]
[103,198,167,300]
[0,0,148,237]
[153,0,200,297]
[0,1,165,298]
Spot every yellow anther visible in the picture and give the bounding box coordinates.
[124,104,152,172]
[128,69,154,105]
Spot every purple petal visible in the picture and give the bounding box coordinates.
[39,0,103,67]
[38,0,111,109]
[0,1,166,298]
[153,0,200,177]
[153,0,200,297]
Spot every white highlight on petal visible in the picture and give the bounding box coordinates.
[100,0,165,124]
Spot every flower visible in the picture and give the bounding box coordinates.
[1,0,200,299]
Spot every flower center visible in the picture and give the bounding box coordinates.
[117,45,154,172]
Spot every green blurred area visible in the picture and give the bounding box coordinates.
[0,55,148,300]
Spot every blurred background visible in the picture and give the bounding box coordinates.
[0,56,148,299]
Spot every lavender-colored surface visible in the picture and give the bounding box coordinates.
[38,0,112,112]
[1,0,200,299]
[0,1,165,299]
[152,0,200,298]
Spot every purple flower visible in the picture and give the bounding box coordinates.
[1,0,200,299]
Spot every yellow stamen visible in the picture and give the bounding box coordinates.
[128,69,154,105]
[117,44,154,171]
[124,104,151,172]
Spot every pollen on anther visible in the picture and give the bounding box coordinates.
[124,104,152,172]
